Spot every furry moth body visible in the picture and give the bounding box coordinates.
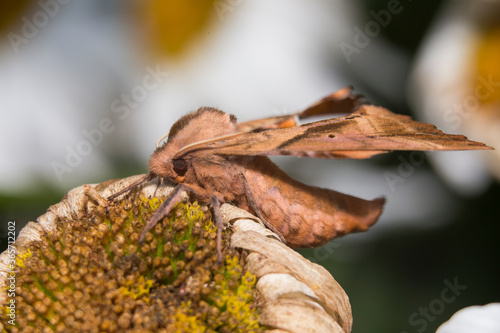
[109,87,492,260]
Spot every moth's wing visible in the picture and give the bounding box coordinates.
[236,115,299,132]
[175,105,492,159]
[296,85,366,120]
[235,86,365,132]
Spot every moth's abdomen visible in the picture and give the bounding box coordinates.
[244,157,385,248]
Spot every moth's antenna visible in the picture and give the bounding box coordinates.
[173,132,245,159]
[156,132,170,148]
[108,173,154,201]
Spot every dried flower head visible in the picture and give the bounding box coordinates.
[0,175,352,333]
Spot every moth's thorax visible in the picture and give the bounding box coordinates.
[168,108,237,146]
[148,107,238,181]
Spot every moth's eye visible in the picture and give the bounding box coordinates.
[172,159,188,176]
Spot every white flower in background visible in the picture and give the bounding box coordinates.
[437,303,500,333]
[409,0,500,195]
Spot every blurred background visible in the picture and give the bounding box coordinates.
[1,0,499,331]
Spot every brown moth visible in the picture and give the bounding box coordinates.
[109,87,492,260]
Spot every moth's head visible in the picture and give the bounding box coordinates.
[148,107,237,183]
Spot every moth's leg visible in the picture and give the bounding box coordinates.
[139,183,190,243]
[210,196,224,264]
[139,183,210,241]
[239,174,286,242]
[108,173,154,201]
[153,177,164,198]
[140,182,224,263]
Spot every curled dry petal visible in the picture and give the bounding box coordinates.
[225,204,352,333]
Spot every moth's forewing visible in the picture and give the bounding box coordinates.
[297,85,365,120]
[236,115,299,132]
[176,105,491,160]
[236,86,364,133]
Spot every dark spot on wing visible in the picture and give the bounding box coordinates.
[276,118,358,149]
